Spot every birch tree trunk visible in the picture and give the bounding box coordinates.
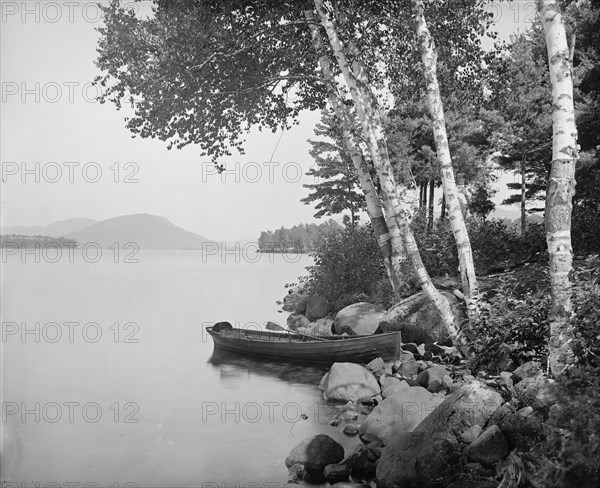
[521,155,527,237]
[412,0,479,308]
[313,0,466,350]
[538,0,578,376]
[305,14,406,298]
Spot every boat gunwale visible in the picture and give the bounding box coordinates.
[205,326,399,344]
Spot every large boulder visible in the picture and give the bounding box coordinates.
[287,313,310,331]
[414,381,503,440]
[283,292,309,314]
[305,295,331,320]
[359,386,444,444]
[285,434,344,471]
[376,431,459,487]
[334,302,387,336]
[381,291,464,344]
[320,363,380,402]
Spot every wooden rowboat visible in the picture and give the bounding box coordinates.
[206,325,401,364]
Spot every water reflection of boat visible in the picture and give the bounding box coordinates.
[208,347,328,385]
[206,326,400,365]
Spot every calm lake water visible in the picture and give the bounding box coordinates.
[1,250,360,487]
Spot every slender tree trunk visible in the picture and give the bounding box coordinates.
[521,154,527,237]
[305,13,406,298]
[419,181,426,209]
[313,0,466,350]
[428,178,435,230]
[539,0,578,376]
[412,0,478,307]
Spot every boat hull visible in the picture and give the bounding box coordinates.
[206,327,400,364]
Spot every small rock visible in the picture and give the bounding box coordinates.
[285,434,345,471]
[487,403,515,427]
[417,365,451,392]
[322,363,381,402]
[329,419,341,427]
[512,361,542,382]
[515,374,560,410]
[287,313,310,330]
[343,424,360,436]
[283,292,308,314]
[461,424,483,443]
[498,413,544,450]
[381,377,410,399]
[358,396,375,406]
[401,343,420,356]
[366,357,386,375]
[517,406,533,417]
[547,403,568,428]
[394,351,420,377]
[465,425,509,466]
[324,463,350,483]
[337,410,358,422]
[305,294,331,320]
[498,357,517,372]
[425,343,446,355]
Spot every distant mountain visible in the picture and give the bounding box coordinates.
[2,218,97,237]
[65,214,214,249]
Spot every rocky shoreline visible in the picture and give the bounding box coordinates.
[279,289,563,487]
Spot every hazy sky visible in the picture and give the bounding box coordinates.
[1,1,534,241]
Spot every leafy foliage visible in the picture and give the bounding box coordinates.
[467,278,551,370]
[305,224,393,311]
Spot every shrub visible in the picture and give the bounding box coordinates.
[305,224,394,311]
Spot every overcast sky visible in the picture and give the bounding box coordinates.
[1,1,534,241]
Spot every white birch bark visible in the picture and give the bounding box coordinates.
[412,0,479,309]
[305,14,406,297]
[538,0,578,376]
[313,0,466,349]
